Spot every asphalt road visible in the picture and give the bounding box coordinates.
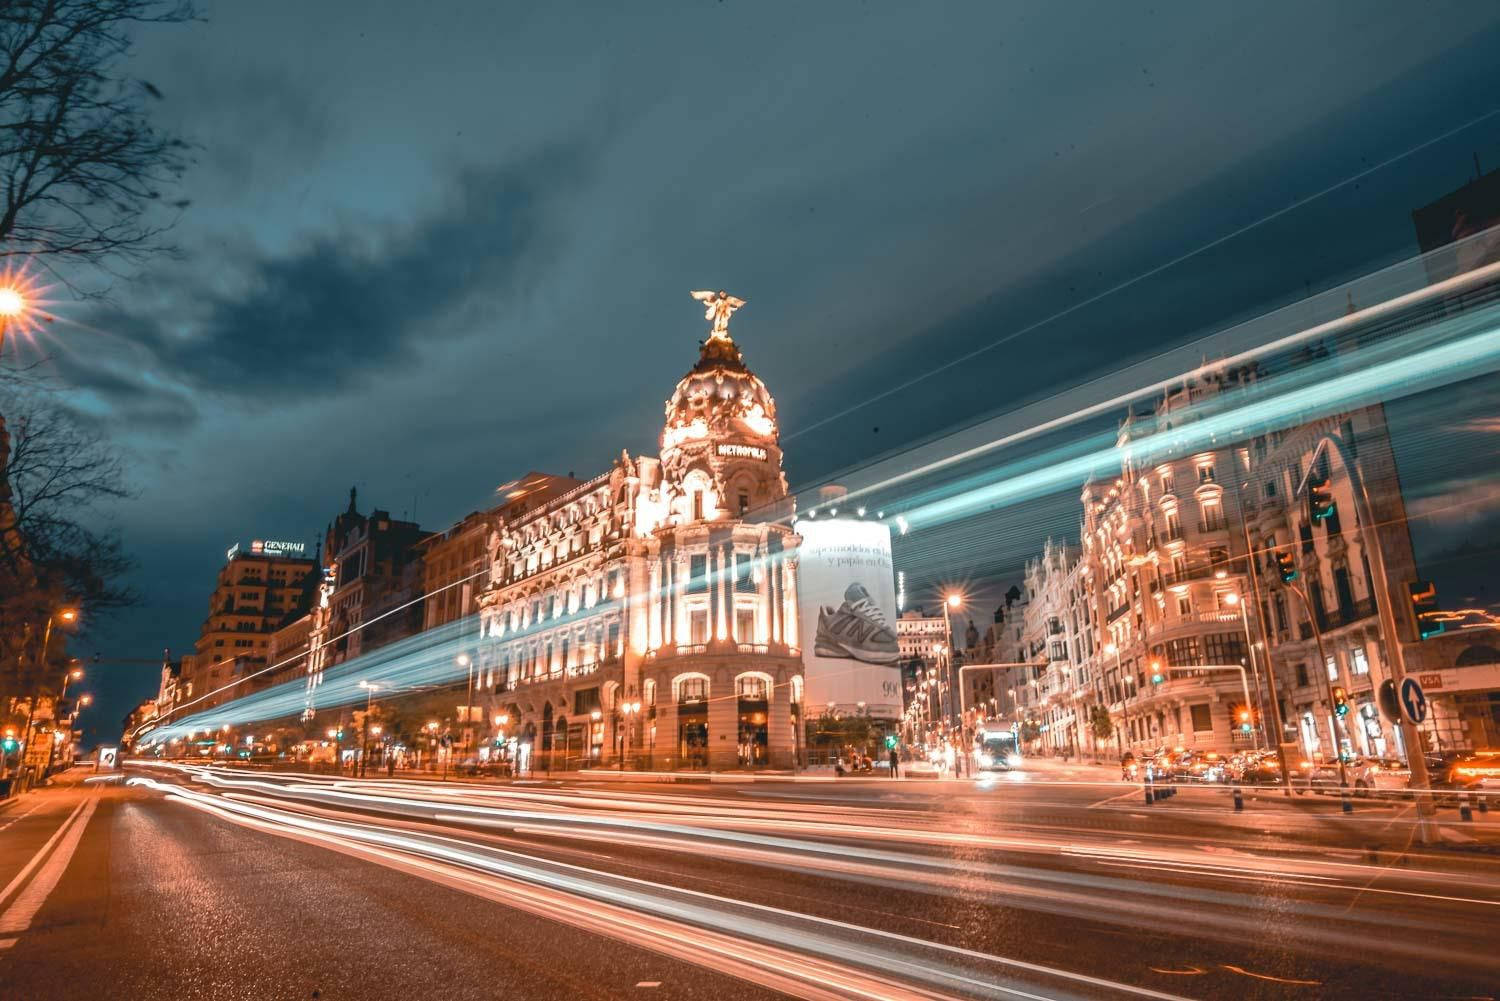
[1,763,1496,1001]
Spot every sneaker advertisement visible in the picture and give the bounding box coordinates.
[795,518,903,718]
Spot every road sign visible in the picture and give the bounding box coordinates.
[1398,677,1427,725]
[1378,679,1400,723]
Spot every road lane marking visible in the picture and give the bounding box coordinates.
[0,802,43,834]
[1087,789,1144,809]
[0,795,98,939]
[0,798,89,910]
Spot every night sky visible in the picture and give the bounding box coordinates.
[21,2,1500,743]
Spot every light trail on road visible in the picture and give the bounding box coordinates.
[124,764,1500,997]
[129,771,1191,1001]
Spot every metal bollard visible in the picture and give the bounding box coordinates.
[1459,793,1474,823]
[1144,774,1154,805]
[1478,794,1489,814]
[1341,789,1353,814]
[1233,786,1244,812]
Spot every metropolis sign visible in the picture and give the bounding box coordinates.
[716,443,767,460]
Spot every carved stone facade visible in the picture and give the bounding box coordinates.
[474,295,805,771]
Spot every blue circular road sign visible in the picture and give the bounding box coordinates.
[1398,677,1427,725]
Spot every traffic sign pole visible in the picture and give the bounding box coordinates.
[1318,435,1436,842]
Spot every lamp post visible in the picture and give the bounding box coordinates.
[357,681,380,777]
[457,653,473,759]
[618,699,640,770]
[942,593,964,725]
[1221,590,1266,750]
[1104,641,1125,757]
[1283,578,1349,792]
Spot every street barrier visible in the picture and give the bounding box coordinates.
[1459,793,1474,823]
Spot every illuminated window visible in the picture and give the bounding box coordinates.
[687,555,708,593]
[1350,647,1369,676]
[737,675,768,700]
[1326,655,1339,682]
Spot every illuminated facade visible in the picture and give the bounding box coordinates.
[1001,370,1491,758]
[179,549,315,710]
[304,491,426,711]
[474,292,804,770]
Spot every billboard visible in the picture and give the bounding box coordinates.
[796,519,902,719]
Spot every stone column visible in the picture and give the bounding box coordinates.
[768,670,794,769]
[708,671,738,770]
[655,695,678,771]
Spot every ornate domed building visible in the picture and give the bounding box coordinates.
[475,291,805,771]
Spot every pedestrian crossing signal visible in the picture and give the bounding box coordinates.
[884,734,898,749]
[1331,686,1350,718]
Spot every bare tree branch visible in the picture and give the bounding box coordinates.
[0,0,196,272]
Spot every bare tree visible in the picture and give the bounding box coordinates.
[0,388,133,619]
[0,0,196,274]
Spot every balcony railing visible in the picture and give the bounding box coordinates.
[1317,597,1377,632]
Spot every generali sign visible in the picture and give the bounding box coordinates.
[251,539,307,557]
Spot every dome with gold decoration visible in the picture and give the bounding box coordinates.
[662,291,779,451]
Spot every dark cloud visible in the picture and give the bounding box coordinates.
[76,143,590,410]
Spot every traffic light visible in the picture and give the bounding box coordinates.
[1408,579,1445,640]
[1307,472,1336,523]
[884,734,898,749]
[1274,549,1298,584]
[1331,685,1350,718]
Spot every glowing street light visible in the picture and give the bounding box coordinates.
[618,700,642,770]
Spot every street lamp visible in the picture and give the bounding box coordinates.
[1221,590,1266,749]
[457,653,475,759]
[357,680,380,777]
[1104,641,1126,756]
[618,700,641,770]
[941,593,964,725]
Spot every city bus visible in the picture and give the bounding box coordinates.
[975,728,1022,771]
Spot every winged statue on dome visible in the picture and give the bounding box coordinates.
[690,289,745,338]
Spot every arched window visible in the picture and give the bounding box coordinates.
[736,675,768,700]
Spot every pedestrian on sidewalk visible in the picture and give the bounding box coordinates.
[889,746,900,779]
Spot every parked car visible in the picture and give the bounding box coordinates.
[1293,756,1346,794]
[1347,756,1411,797]
[1425,751,1500,805]
[1230,751,1284,785]
[1150,749,1191,782]
[1184,751,1227,783]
